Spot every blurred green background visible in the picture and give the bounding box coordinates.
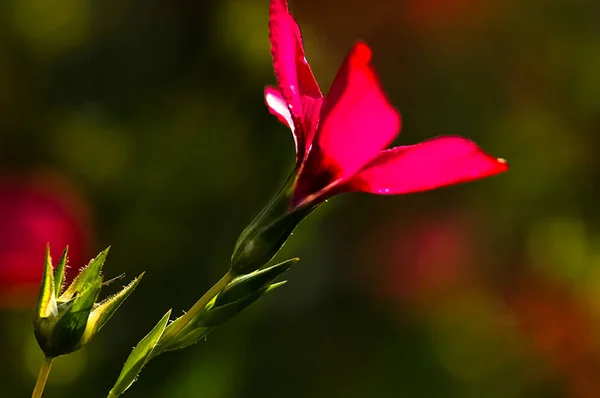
[2,0,600,397]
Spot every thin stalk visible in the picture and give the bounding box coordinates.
[180,271,234,324]
[154,271,234,353]
[32,357,53,398]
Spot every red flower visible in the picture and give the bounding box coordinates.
[230,0,509,275]
[0,172,92,307]
[264,0,508,209]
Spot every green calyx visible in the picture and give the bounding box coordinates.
[231,172,315,275]
[33,246,143,358]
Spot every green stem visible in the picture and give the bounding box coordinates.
[32,357,53,398]
[182,271,234,323]
[106,271,236,398]
[154,271,234,353]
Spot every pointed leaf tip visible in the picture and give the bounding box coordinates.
[81,273,145,345]
[266,280,287,293]
[60,248,110,301]
[36,245,57,320]
[200,277,290,328]
[53,246,69,296]
[199,290,264,327]
[109,309,171,397]
[217,258,298,306]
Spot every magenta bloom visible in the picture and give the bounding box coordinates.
[231,0,508,275]
[265,0,508,209]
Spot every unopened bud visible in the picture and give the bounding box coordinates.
[33,246,142,357]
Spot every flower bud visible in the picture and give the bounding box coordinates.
[33,246,142,358]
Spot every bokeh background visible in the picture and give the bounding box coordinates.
[1,0,600,396]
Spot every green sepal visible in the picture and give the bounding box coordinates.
[53,246,69,296]
[36,278,102,357]
[231,203,313,275]
[230,172,317,275]
[60,247,109,301]
[57,278,102,355]
[199,289,265,327]
[80,273,144,346]
[109,309,172,397]
[216,258,297,306]
[265,280,287,293]
[35,245,57,320]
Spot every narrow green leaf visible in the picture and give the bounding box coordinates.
[157,289,265,352]
[158,277,290,353]
[80,273,144,345]
[53,246,69,296]
[200,285,274,327]
[202,280,287,328]
[153,312,187,352]
[109,309,172,397]
[265,280,287,293]
[156,292,262,352]
[216,258,297,306]
[35,245,57,319]
[154,273,234,354]
[60,247,110,301]
[155,323,214,353]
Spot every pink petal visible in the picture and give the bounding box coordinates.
[265,87,297,146]
[264,87,323,165]
[269,0,322,156]
[309,42,401,181]
[347,136,508,194]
